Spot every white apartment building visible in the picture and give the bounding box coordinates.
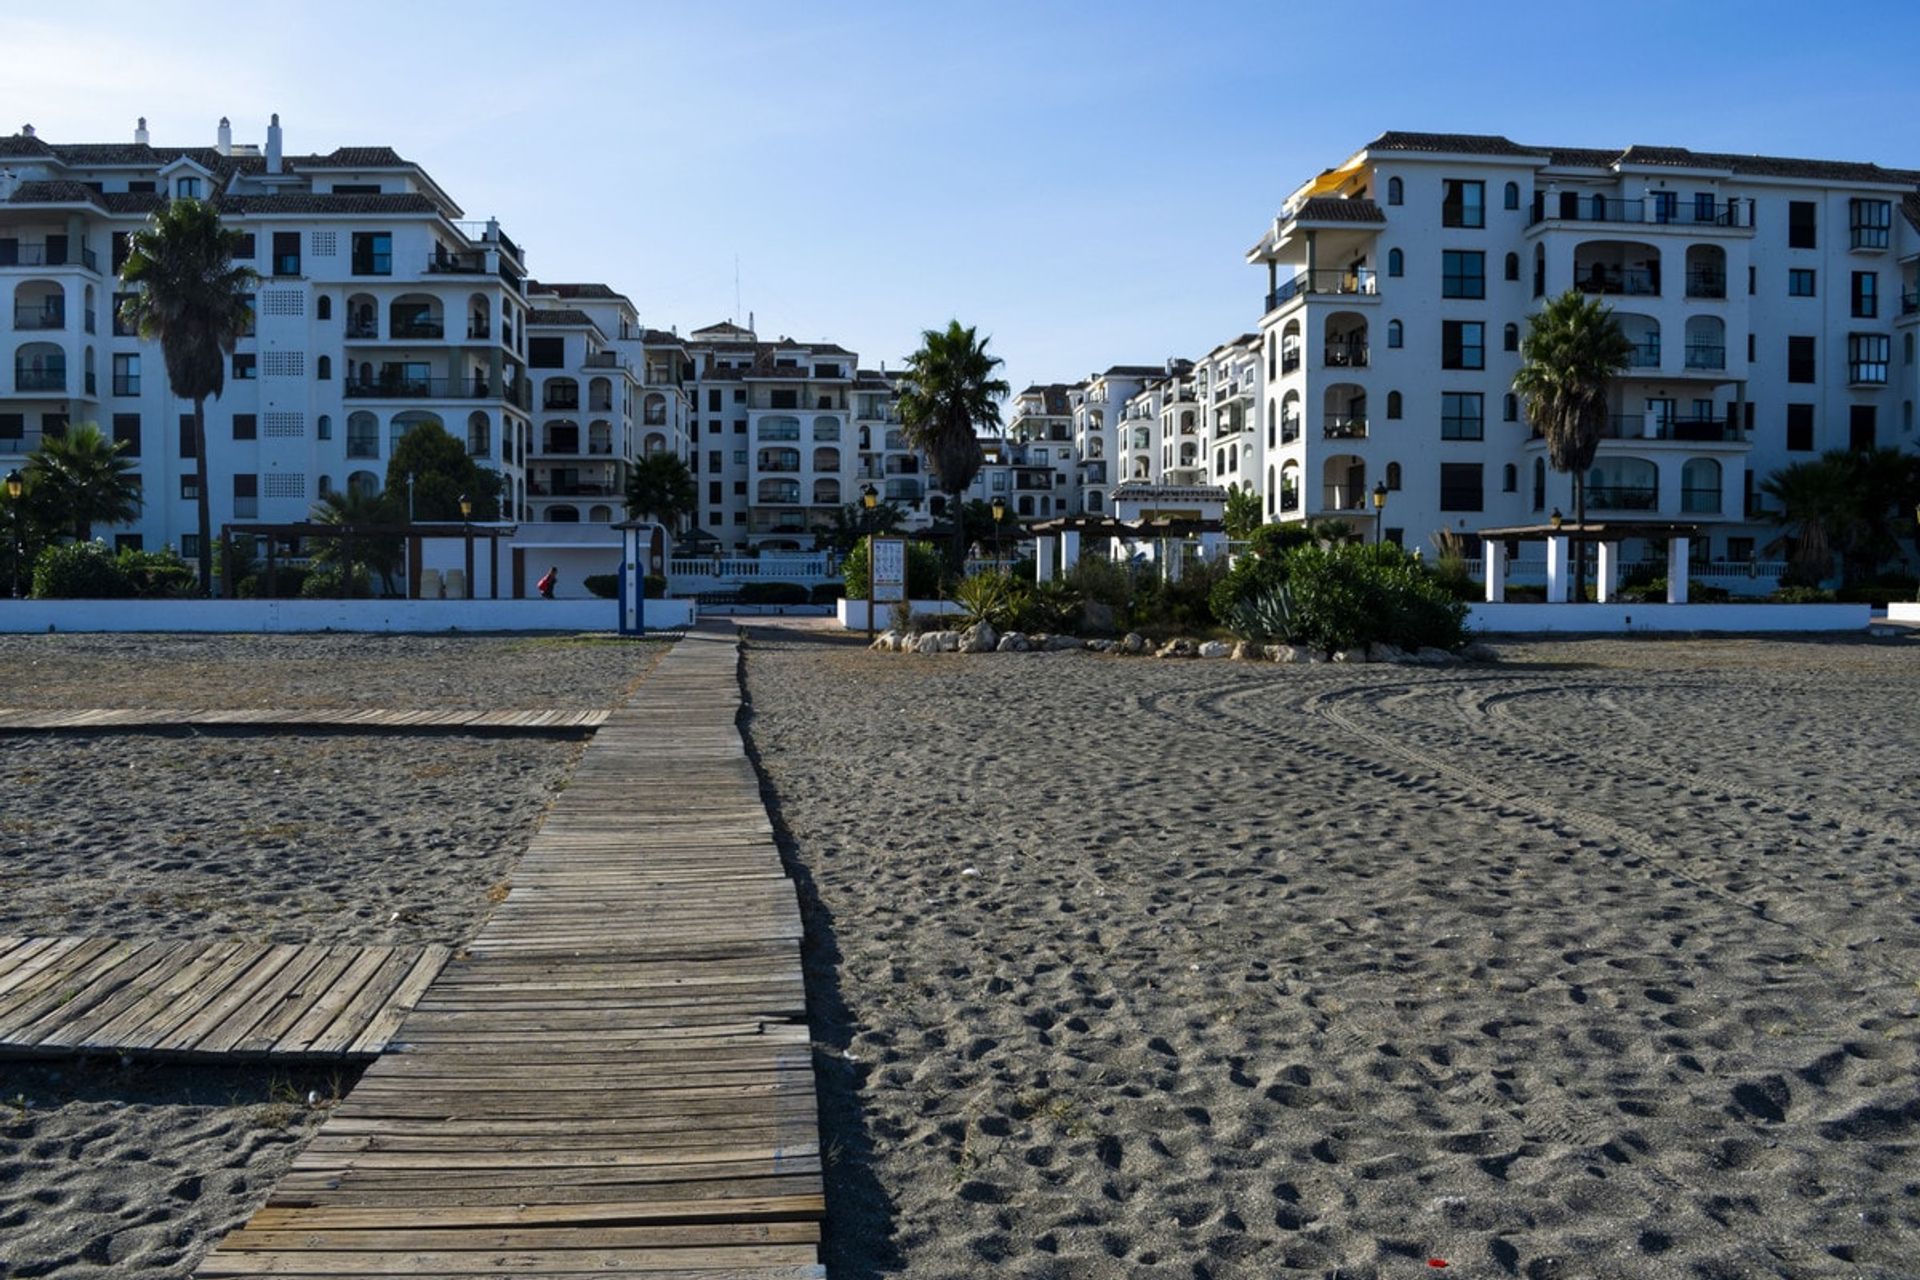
[1192,334,1262,494]
[1245,131,1920,559]
[0,117,539,556]
[1070,365,1163,515]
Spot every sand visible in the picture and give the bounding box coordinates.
[0,633,660,1279]
[740,629,1920,1279]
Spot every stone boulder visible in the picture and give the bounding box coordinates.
[1230,641,1257,661]
[1156,638,1197,659]
[1366,642,1408,664]
[1414,646,1463,665]
[1460,641,1499,663]
[1045,633,1082,651]
[1332,648,1369,664]
[915,630,961,655]
[996,631,1031,653]
[870,629,900,652]
[1197,640,1233,659]
[959,620,999,654]
[1084,638,1113,653]
[1081,600,1116,633]
[1119,632,1148,655]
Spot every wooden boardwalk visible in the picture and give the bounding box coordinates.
[198,626,825,1277]
[0,707,608,733]
[0,936,448,1059]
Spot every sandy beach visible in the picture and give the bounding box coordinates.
[741,630,1920,1279]
[0,633,663,1279]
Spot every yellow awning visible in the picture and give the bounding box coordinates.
[1299,154,1366,200]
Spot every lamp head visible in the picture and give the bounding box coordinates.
[1549,507,1564,530]
[1371,481,1388,510]
[861,484,877,510]
[458,492,473,519]
[3,470,20,501]
[991,497,1005,522]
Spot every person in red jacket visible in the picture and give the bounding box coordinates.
[536,566,557,599]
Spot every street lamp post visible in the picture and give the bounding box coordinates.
[1371,481,1388,546]
[990,496,1006,568]
[5,469,22,598]
[458,492,474,599]
[861,483,878,643]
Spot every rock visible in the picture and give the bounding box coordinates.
[1156,638,1197,658]
[1231,641,1257,661]
[1028,633,1049,648]
[996,631,1030,652]
[959,620,998,654]
[1084,638,1113,652]
[914,630,961,654]
[1045,633,1081,651]
[1332,648,1369,663]
[1119,632,1148,655]
[870,629,898,652]
[1082,600,1116,633]
[1366,642,1407,664]
[1197,641,1232,659]
[1415,645,1462,665]
[1460,641,1499,663]
[1264,644,1286,662]
[1271,644,1305,663]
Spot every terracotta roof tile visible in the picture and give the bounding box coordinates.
[528,308,596,327]
[214,193,438,215]
[1367,131,1535,157]
[1291,196,1386,223]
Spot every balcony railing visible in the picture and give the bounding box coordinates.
[1266,268,1379,311]
[544,393,580,411]
[13,367,66,391]
[1529,195,1747,228]
[1685,270,1727,299]
[12,307,64,330]
[1626,339,1661,367]
[467,322,491,340]
[1323,416,1368,440]
[1681,487,1722,514]
[1280,350,1301,374]
[1542,414,1747,443]
[1585,483,1659,511]
[346,435,380,459]
[0,244,98,270]
[345,377,496,400]
[1324,345,1368,368]
[347,321,380,339]
[1281,418,1302,443]
[1684,343,1726,370]
[1903,290,1918,316]
[1576,266,1659,296]
[390,318,445,339]
[583,351,624,368]
[425,252,489,274]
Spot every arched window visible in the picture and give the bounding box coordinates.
[1503,181,1520,210]
[1386,391,1403,420]
[317,355,332,380]
[1386,176,1403,206]
[1267,333,1276,379]
[1504,323,1519,352]
[1387,248,1404,278]
[588,504,613,523]
[1385,462,1402,491]
[317,474,333,498]
[1267,465,1276,513]
[1503,463,1518,492]
[1504,252,1520,282]
[317,413,332,440]
[1267,398,1276,448]
[1503,393,1518,422]
[1387,319,1403,348]
[316,295,332,321]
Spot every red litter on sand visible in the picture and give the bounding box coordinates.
[1427,1262,1449,1270]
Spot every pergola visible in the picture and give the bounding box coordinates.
[1475,520,1704,604]
[1027,515,1228,583]
[221,520,518,599]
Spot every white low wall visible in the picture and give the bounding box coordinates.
[836,598,964,630]
[1887,602,1920,624]
[1469,602,1871,633]
[0,597,696,634]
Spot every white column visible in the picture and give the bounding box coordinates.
[1164,540,1183,583]
[1035,534,1057,583]
[1482,537,1507,603]
[1546,534,1570,603]
[1596,541,1621,603]
[1199,531,1227,561]
[1060,529,1081,572]
[1666,536,1690,603]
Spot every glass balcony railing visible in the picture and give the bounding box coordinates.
[13,367,66,391]
[1266,268,1378,311]
[1684,343,1726,370]
[1323,416,1367,440]
[1576,266,1659,296]
[1530,194,1748,228]
[1585,483,1659,511]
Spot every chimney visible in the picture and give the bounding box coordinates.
[134,117,149,145]
[20,124,33,138]
[216,116,231,156]
[265,113,282,174]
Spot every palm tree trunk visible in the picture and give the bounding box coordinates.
[193,397,213,596]
[1572,471,1587,602]
[951,489,966,585]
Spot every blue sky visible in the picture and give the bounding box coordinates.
[9,1,1920,400]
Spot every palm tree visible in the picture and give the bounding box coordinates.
[1223,485,1263,541]
[623,453,696,530]
[1512,290,1632,598]
[25,422,142,541]
[898,321,1009,572]
[1762,448,1918,586]
[312,488,405,595]
[119,199,256,595]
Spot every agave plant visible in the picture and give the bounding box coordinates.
[952,570,1027,629]
[1227,584,1299,643]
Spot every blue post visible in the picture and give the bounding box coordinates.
[618,523,644,635]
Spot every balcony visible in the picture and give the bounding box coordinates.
[425,251,489,274]
[1684,343,1726,370]
[12,307,65,330]
[1685,270,1727,299]
[1324,345,1368,369]
[1279,487,1300,513]
[543,392,580,411]
[345,376,495,400]
[1529,194,1748,229]
[583,351,624,369]
[1681,486,1722,515]
[347,320,380,339]
[390,318,445,340]
[0,243,98,270]
[1536,415,1748,443]
[1586,483,1659,511]
[1280,417,1302,444]
[468,322,491,340]
[1577,266,1659,297]
[1626,339,1661,368]
[1903,290,1918,316]
[1266,268,1378,311]
[1323,416,1367,440]
[346,434,379,459]
[13,367,66,392]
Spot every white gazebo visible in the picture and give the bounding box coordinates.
[1478,520,1704,604]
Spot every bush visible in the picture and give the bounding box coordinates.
[31,540,134,598]
[1211,523,1320,622]
[739,581,809,605]
[1014,579,1083,634]
[952,571,1029,629]
[1772,585,1836,604]
[1619,577,1729,603]
[299,565,374,598]
[810,581,845,605]
[116,546,197,598]
[840,537,947,599]
[238,566,311,599]
[584,573,667,599]
[1835,574,1917,606]
[1271,543,1469,652]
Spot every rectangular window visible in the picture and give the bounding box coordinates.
[1850,198,1892,249]
[180,534,200,559]
[1747,333,1756,362]
[1787,335,1816,383]
[111,231,132,273]
[1438,462,1484,511]
[1441,179,1485,228]
[1441,392,1484,440]
[1851,271,1878,318]
[708,389,722,412]
[1441,250,1485,299]
[708,481,722,502]
[233,413,257,440]
[1441,320,1485,370]
[1847,333,1889,384]
[114,533,143,553]
[112,291,137,337]
[1788,200,1817,249]
[733,389,747,403]
[528,337,565,368]
[179,414,197,458]
[350,231,392,275]
[232,233,256,259]
[272,231,300,276]
[175,176,201,199]
[112,413,141,457]
[233,472,258,518]
[1788,269,1816,297]
[1786,403,1815,451]
[0,414,20,442]
[733,450,747,465]
[708,450,722,471]
[733,481,746,496]
[1849,404,1878,450]
[232,353,256,380]
[112,353,140,396]
[180,475,199,499]
[1650,191,1677,223]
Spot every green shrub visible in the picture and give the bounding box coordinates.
[952,571,1029,629]
[116,546,197,598]
[1226,584,1300,643]
[1834,574,1917,606]
[1015,579,1083,634]
[299,565,373,598]
[583,573,666,599]
[237,566,311,599]
[1772,585,1836,604]
[1621,577,1729,603]
[31,540,134,598]
[810,581,844,605]
[1278,543,1469,652]
[739,581,809,605]
[840,537,946,599]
